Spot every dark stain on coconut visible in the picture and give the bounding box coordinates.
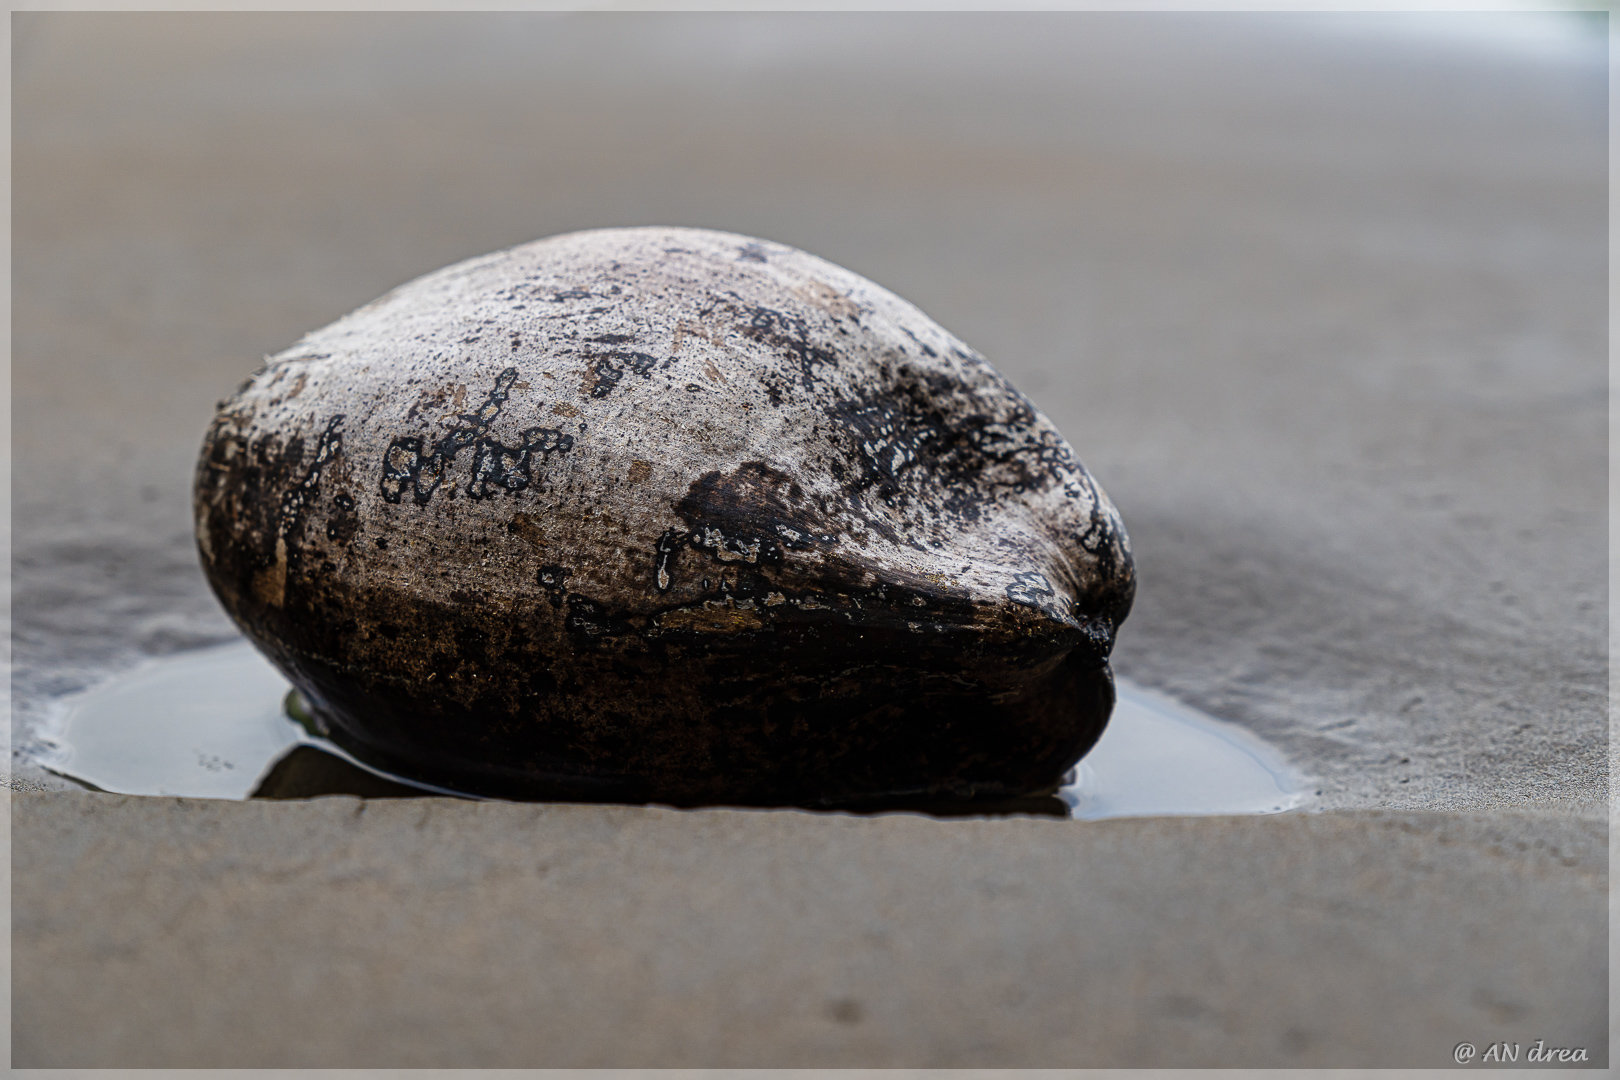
[536,564,570,607]
[194,227,1133,808]
[585,350,658,398]
[507,512,548,548]
[325,491,360,545]
[1006,570,1070,624]
[653,463,839,593]
[380,367,525,505]
[547,287,594,302]
[277,415,345,543]
[828,366,1074,520]
[195,411,349,611]
[732,301,840,388]
[466,426,573,499]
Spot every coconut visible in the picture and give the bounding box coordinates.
[194,227,1133,805]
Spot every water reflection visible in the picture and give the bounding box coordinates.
[38,640,1306,818]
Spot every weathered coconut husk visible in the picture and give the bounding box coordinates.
[194,227,1134,805]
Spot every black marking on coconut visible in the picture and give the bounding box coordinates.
[826,367,1072,523]
[901,326,937,358]
[536,564,571,607]
[587,351,658,398]
[326,491,360,545]
[565,593,635,642]
[1078,512,1136,629]
[277,415,344,546]
[197,427,292,567]
[654,528,687,592]
[732,302,840,387]
[1005,571,1071,623]
[466,427,574,499]
[654,463,841,592]
[380,437,432,505]
[380,367,522,505]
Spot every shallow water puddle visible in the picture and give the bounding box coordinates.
[37,641,1306,818]
[1061,681,1305,819]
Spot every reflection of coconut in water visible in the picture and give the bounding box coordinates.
[193,227,1135,806]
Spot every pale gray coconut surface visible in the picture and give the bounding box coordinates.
[210,226,1127,622]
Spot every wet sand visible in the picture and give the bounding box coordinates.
[9,12,1608,1066]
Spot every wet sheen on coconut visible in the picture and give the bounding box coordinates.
[193,227,1135,806]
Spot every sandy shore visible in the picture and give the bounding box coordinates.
[13,795,1606,1067]
[10,12,1608,1066]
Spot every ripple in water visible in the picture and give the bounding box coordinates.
[34,641,1307,818]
